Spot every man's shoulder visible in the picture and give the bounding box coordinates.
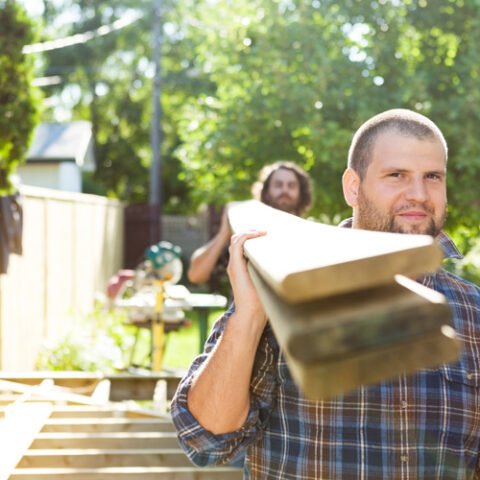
[435,268,480,303]
[436,231,463,260]
[435,232,478,295]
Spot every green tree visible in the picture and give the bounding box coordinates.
[0,0,40,193]
[351,0,480,229]
[34,0,208,212]
[38,1,156,203]
[175,0,480,231]
[176,0,362,218]
[31,0,480,234]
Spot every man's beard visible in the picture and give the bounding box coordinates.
[266,194,299,215]
[356,187,446,237]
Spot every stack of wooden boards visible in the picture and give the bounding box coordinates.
[228,200,461,400]
[0,373,241,480]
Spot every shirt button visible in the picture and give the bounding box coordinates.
[467,373,474,380]
[401,401,408,409]
[401,455,408,462]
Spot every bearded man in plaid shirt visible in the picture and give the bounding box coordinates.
[171,109,480,480]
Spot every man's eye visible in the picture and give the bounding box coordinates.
[388,172,402,178]
[426,173,442,181]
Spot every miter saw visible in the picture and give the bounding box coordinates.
[111,241,190,327]
[108,240,192,370]
[142,241,183,284]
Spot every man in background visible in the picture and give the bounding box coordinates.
[187,161,313,285]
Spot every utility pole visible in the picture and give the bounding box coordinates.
[149,0,162,243]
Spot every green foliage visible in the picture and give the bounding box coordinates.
[0,0,40,192]
[36,0,196,212]
[36,308,136,373]
[173,0,480,227]
[30,0,480,229]
[35,306,223,372]
[444,225,480,285]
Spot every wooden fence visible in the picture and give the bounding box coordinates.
[0,186,124,371]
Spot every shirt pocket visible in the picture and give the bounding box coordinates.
[439,340,480,442]
[438,355,480,458]
[441,339,480,388]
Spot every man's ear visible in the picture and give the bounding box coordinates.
[342,168,360,208]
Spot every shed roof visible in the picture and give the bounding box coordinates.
[26,121,95,171]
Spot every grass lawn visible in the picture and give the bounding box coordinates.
[35,306,227,374]
[161,309,225,370]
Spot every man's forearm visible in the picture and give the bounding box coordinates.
[187,309,266,434]
[188,234,228,284]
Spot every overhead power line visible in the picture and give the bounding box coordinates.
[32,75,62,87]
[23,10,143,54]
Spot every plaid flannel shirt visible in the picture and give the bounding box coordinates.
[171,230,480,479]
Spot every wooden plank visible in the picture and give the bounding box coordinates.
[48,406,126,418]
[31,432,180,450]
[18,448,192,468]
[0,371,102,393]
[0,394,23,406]
[48,402,169,420]
[120,400,172,418]
[0,371,183,402]
[90,379,111,403]
[48,403,169,419]
[2,402,164,419]
[227,200,461,399]
[286,324,459,399]
[0,379,108,406]
[250,267,457,362]
[0,379,212,479]
[41,417,175,433]
[249,264,460,399]
[0,403,53,480]
[106,372,182,402]
[10,466,243,480]
[0,379,169,418]
[228,200,444,304]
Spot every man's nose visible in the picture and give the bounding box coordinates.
[405,178,428,202]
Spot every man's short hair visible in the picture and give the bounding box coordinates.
[251,161,313,216]
[348,108,448,179]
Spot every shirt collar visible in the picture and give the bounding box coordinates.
[338,217,463,260]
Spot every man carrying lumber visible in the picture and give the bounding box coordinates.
[172,109,480,479]
[187,161,313,285]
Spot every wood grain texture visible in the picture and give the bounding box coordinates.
[0,403,53,480]
[249,265,460,397]
[228,200,444,304]
[227,200,461,399]
[1,379,241,478]
[284,324,460,400]
[249,267,454,363]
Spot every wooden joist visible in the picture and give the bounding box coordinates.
[1,377,242,479]
[47,405,128,418]
[42,417,176,433]
[0,403,53,480]
[228,200,444,303]
[18,448,193,468]
[0,371,103,392]
[10,466,242,479]
[31,432,180,449]
[0,371,183,402]
[0,379,109,406]
[228,200,461,399]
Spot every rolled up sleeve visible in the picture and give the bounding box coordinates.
[170,304,278,466]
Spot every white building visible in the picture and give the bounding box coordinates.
[18,121,95,193]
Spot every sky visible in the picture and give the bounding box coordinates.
[18,0,46,17]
